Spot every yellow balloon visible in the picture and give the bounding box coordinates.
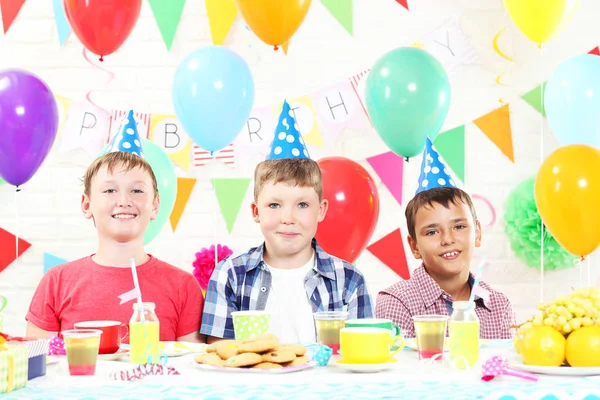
[503,0,568,45]
[235,0,312,49]
[535,145,600,257]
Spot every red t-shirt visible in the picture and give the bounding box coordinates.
[26,255,204,341]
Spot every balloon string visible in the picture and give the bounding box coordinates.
[212,152,219,269]
[82,48,115,113]
[14,189,19,272]
[539,44,545,303]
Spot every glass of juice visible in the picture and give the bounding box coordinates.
[412,315,449,360]
[62,329,103,375]
[129,302,160,364]
[313,311,348,354]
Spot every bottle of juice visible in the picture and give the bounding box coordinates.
[129,302,160,364]
[448,300,480,369]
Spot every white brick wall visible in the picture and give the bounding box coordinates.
[1,0,599,335]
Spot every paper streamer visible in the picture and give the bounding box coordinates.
[471,194,496,227]
[492,28,515,62]
[82,48,115,112]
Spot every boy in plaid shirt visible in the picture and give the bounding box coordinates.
[376,138,514,339]
[201,101,373,344]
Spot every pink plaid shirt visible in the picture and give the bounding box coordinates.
[375,265,515,339]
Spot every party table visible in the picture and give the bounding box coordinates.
[3,341,600,399]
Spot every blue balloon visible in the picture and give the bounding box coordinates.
[172,46,255,153]
[545,54,600,148]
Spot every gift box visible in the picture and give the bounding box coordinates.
[0,344,28,393]
[1,334,48,380]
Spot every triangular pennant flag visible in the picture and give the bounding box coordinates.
[366,152,404,206]
[589,46,600,56]
[43,253,68,274]
[395,0,409,10]
[52,0,70,46]
[521,82,547,117]
[212,178,251,234]
[170,177,197,232]
[433,126,465,183]
[205,0,238,45]
[321,0,353,35]
[148,0,186,50]
[282,41,289,54]
[367,229,410,280]
[0,227,31,274]
[473,105,514,163]
[1,0,26,34]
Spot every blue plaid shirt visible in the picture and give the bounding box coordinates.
[200,239,374,339]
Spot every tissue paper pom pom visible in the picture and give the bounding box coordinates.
[193,244,233,290]
[504,177,577,270]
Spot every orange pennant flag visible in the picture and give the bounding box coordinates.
[205,0,238,45]
[169,177,197,232]
[473,104,514,163]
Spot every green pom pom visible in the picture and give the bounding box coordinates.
[504,177,578,270]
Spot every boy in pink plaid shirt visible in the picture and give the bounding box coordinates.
[376,138,515,339]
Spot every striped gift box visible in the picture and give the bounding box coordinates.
[7,339,48,380]
[0,345,28,393]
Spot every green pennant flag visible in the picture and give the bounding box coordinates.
[148,0,186,50]
[212,178,251,234]
[321,0,353,35]
[522,82,547,117]
[433,126,465,183]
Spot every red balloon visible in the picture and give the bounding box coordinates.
[64,0,142,60]
[316,157,380,263]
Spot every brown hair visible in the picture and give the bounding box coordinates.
[405,187,477,239]
[83,152,159,198]
[253,158,323,201]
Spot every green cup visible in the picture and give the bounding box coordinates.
[345,318,402,337]
[231,311,271,341]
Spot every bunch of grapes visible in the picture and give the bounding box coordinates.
[517,287,600,339]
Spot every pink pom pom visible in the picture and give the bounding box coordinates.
[48,335,66,356]
[193,244,233,290]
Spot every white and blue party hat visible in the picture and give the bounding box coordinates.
[266,100,310,160]
[415,137,457,194]
[103,110,145,158]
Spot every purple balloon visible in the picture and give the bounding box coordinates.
[0,69,59,187]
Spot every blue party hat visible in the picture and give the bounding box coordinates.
[266,100,310,160]
[103,110,145,158]
[415,137,457,194]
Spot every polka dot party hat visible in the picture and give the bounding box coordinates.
[103,110,145,158]
[266,100,310,160]
[415,137,457,194]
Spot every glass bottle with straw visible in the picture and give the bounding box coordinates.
[129,258,160,364]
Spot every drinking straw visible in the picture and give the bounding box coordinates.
[130,258,145,322]
[468,256,487,309]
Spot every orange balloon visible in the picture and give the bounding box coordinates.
[235,0,312,49]
[534,144,600,257]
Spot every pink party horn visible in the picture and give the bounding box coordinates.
[482,356,538,382]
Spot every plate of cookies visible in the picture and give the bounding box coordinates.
[194,334,316,374]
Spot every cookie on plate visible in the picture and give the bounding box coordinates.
[252,362,283,369]
[282,355,309,367]
[262,350,296,364]
[276,344,307,356]
[224,352,263,368]
[195,353,225,367]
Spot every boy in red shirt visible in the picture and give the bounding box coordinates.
[26,111,204,342]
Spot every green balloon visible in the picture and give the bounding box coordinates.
[140,138,177,245]
[365,47,451,159]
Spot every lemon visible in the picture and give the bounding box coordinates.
[521,326,565,367]
[565,326,600,367]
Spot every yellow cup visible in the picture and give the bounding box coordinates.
[339,327,404,364]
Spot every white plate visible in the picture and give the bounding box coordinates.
[159,341,206,357]
[333,359,398,373]
[509,356,600,376]
[98,349,129,361]
[193,361,317,374]
[403,338,502,352]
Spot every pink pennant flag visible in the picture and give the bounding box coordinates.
[118,288,138,305]
[366,151,404,206]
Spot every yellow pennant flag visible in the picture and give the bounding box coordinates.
[273,96,324,147]
[473,104,515,163]
[170,177,197,232]
[53,95,72,153]
[205,0,238,45]
[149,115,192,170]
[282,41,289,54]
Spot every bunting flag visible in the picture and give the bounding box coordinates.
[148,0,186,50]
[170,177,196,232]
[275,97,324,148]
[52,0,70,46]
[367,228,410,280]
[395,0,409,11]
[205,0,238,45]
[366,152,404,206]
[149,114,192,170]
[433,126,466,183]
[473,105,514,163]
[1,0,26,34]
[0,227,31,274]
[321,0,353,35]
[521,82,547,117]
[212,178,251,234]
[589,46,600,56]
[43,253,68,274]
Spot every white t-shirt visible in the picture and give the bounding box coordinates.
[264,254,316,344]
